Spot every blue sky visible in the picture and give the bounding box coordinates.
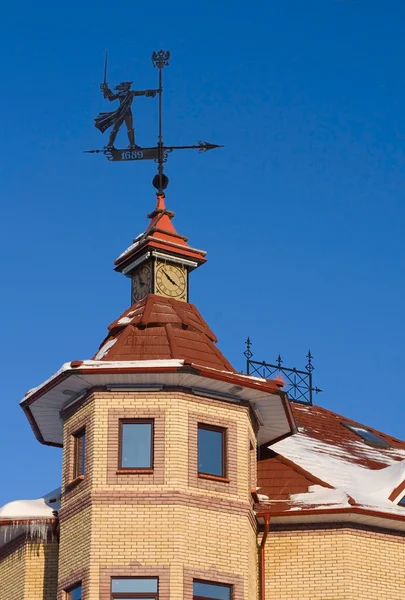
[1,0,405,505]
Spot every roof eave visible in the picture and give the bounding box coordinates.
[21,362,294,447]
[256,505,405,532]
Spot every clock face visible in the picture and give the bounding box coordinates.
[155,263,187,299]
[131,264,152,304]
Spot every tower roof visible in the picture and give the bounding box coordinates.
[93,294,235,372]
[114,193,206,274]
[20,193,294,449]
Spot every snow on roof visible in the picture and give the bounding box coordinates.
[22,357,278,405]
[116,232,144,261]
[24,363,72,400]
[270,432,405,514]
[80,358,186,369]
[22,359,187,402]
[94,338,117,360]
[0,488,60,521]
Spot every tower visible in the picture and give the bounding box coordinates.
[19,189,292,600]
[3,47,405,600]
[13,52,294,600]
[114,193,206,305]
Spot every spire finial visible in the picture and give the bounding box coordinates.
[155,192,166,211]
[306,350,314,373]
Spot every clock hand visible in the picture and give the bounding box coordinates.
[163,270,177,286]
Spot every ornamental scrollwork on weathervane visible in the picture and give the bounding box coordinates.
[85,50,223,194]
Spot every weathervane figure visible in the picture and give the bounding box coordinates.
[94,53,158,149]
[87,50,223,194]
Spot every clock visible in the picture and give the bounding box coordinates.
[131,264,153,304]
[155,262,187,299]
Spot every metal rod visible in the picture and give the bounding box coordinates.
[158,62,163,191]
[152,50,170,193]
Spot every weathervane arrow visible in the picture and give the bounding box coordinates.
[85,50,223,192]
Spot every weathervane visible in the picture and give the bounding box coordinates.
[86,50,222,193]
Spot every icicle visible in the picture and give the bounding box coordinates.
[1,519,55,546]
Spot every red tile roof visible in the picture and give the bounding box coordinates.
[257,447,327,502]
[291,403,405,469]
[257,402,405,514]
[93,294,235,372]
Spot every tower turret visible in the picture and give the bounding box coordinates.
[114,193,206,304]
[16,51,295,600]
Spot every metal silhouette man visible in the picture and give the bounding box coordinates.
[94,81,157,149]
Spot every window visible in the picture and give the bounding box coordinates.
[73,429,86,479]
[198,424,226,478]
[119,420,154,470]
[399,495,405,506]
[193,580,232,599]
[341,422,390,448]
[66,583,82,600]
[111,577,158,599]
[249,440,256,489]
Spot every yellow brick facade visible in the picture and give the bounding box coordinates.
[0,537,58,600]
[4,389,405,599]
[58,390,258,599]
[265,526,405,600]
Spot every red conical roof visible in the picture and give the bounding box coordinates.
[114,194,206,272]
[93,294,235,372]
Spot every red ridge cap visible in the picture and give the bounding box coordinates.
[389,479,405,502]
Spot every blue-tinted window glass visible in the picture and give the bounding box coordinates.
[193,580,231,599]
[111,577,158,593]
[68,584,82,600]
[399,495,405,506]
[342,423,390,448]
[198,426,224,477]
[121,422,152,468]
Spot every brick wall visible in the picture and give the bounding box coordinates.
[59,390,257,599]
[0,536,58,600]
[265,525,405,600]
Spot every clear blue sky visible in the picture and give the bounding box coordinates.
[1,0,405,505]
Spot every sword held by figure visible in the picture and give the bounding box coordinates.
[94,51,158,150]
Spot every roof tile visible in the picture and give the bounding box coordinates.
[94,294,235,372]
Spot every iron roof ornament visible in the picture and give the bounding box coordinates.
[85,50,222,193]
[244,338,322,405]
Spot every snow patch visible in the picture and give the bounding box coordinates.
[116,232,145,260]
[81,358,185,369]
[23,363,72,401]
[291,485,350,507]
[94,339,117,360]
[117,316,133,325]
[271,433,405,512]
[0,488,61,520]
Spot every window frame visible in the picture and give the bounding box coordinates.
[118,418,155,471]
[197,423,227,479]
[65,582,82,600]
[73,428,86,480]
[192,578,232,600]
[111,576,158,599]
